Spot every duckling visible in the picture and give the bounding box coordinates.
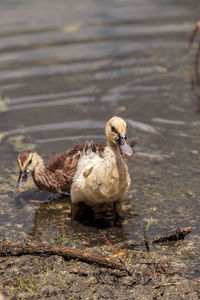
[17,145,102,194]
[17,139,136,194]
[71,116,133,220]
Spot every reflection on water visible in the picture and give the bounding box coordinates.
[0,0,200,262]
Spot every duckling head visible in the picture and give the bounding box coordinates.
[105,116,133,156]
[17,150,38,188]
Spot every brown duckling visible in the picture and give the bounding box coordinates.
[17,140,136,194]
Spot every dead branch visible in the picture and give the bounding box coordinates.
[0,241,126,271]
[145,227,192,251]
[0,227,192,273]
[152,282,181,289]
[115,226,192,250]
[151,227,192,244]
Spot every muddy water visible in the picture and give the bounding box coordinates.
[0,0,200,266]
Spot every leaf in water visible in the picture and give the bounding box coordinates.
[7,135,35,152]
[0,97,9,112]
[60,24,81,32]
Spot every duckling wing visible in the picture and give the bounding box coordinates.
[72,152,101,189]
[46,138,135,174]
[83,165,94,178]
[46,143,105,172]
[46,145,84,172]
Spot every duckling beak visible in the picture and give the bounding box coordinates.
[117,134,133,156]
[17,169,28,188]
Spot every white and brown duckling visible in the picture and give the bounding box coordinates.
[17,139,136,194]
[71,116,133,220]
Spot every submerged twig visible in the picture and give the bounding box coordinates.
[0,241,126,271]
[189,21,200,81]
[189,20,200,48]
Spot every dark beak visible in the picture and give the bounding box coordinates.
[17,169,28,187]
[117,134,133,157]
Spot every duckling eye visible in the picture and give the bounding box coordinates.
[111,126,117,133]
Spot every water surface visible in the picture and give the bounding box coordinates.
[0,0,200,270]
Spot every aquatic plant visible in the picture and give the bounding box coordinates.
[8,135,35,152]
[0,96,9,112]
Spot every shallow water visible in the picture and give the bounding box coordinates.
[0,0,200,266]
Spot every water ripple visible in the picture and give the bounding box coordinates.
[9,96,95,111]
[126,119,158,134]
[7,118,158,136]
[10,88,98,104]
[137,151,171,159]
[152,117,186,125]
[36,134,104,144]
[0,60,110,81]
[8,120,105,135]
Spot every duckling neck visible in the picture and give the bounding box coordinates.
[32,154,69,193]
[107,141,124,167]
[106,142,128,188]
[31,154,47,188]
[107,140,120,155]
[33,154,45,173]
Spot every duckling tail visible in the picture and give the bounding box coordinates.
[84,140,96,155]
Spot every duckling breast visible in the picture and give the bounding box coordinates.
[71,151,102,204]
[71,151,130,206]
